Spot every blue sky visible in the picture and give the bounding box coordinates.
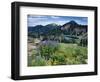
[28,15,88,27]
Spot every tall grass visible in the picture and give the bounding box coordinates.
[28,43,87,66]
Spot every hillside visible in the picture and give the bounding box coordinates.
[28,20,87,36]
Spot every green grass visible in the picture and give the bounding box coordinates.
[28,43,88,66]
[54,43,87,65]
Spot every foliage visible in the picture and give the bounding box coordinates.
[28,43,87,66]
[38,41,59,60]
[31,56,47,66]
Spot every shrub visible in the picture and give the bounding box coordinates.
[31,56,47,66]
[39,41,59,60]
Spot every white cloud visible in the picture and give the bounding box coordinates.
[50,16,60,19]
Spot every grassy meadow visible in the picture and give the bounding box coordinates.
[28,41,87,66]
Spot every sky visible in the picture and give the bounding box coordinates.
[27,15,88,27]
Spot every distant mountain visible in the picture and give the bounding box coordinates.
[28,25,44,32]
[44,23,60,32]
[61,21,87,35]
[46,23,60,27]
[28,20,87,36]
[63,21,78,27]
[28,23,61,34]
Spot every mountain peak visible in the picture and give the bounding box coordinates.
[68,20,78,24]
[46,23,60,27]
[35,25,43,27]
[67,20,78,25]
[63,20,78,27]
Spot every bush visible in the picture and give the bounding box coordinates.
[39,41,59,60]
[31,56,47,66]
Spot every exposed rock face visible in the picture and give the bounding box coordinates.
[61,21,87,35]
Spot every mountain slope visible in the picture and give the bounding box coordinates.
[28,20,87,36]
[61,21,87,35]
